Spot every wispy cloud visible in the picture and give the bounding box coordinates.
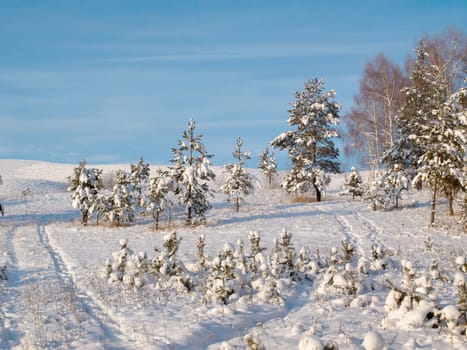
[102,41,407,63]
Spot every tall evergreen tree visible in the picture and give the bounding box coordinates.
[67,160,103,225]
[394,44,466,224]
[258,147,277,188]
[222,137,254,212]
[170,118,216,225]
[383,46,432,180]
[271,78,341,201]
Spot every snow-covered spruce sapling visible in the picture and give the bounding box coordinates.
[103,170,136,226]
[451,269,467,335]
[456,255,467,273]
[248,231,266,274]
[436,266,466,336]
[129,157,150,209]
[402,46,466,224]
[269,229,297,278]
[197,234,208,269]
[381,164,409,209]
[341,166,364,200]
[362,166,408,211]
[271,78,341,202]
[341,239,355,264]
[316,263,360,301]
[169,118,216,225]
[244,332,265,350]
[362,177,386,211]
[316,243,361,300]
[146,169,172,230]
[67,160,103,225]
[89,192,110,226]
[221,136,254,212]
[105,239,134,283]
[383,259,439,330]
[204,244,238,304]
[258,146,277,188]
[153,232,192,292]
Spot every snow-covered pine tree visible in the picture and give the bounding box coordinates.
[405,45,467,224]
[442,86,467,217]
[146,168,173,230]
[381,164,409,209]
[221,137,254,212]
[129,157,150,208]
[383,47,431,184]
[258,147,277,188]
[88,192,109,226]
[271,78,341,201]
[341,166,364,200]
[169,118,216,225]
[104,170,136,225]
[67,160,103,225]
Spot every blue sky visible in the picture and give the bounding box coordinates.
[1,0,466,169]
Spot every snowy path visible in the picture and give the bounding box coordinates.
[0,221,137,349]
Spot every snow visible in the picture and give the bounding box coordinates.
[0,159,466,349]
[362,330,386,350]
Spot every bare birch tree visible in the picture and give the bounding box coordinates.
[344,54,408,176]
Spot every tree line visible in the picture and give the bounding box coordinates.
[67,27,465,227]
[67,119,279,228]
[344,27,466,225]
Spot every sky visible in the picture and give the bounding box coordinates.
[1,0,466,170]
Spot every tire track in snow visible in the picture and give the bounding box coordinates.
[0,224,23,349]
[38,223,136,349]
[312,204,364,258]
[314,203,386,259]
[0,222,135,349]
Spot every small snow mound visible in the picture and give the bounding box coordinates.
[362,330,386,350]
[403,337,419,349]
[298,335,324,350]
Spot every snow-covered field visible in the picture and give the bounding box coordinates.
[0,159,465,349]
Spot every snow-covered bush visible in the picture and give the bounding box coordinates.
[105,233,191,292]
[105,239,141,286]
[383,260,438,330]
[176,230,318,305]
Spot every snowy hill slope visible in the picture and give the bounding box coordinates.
[0,160,465,349]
